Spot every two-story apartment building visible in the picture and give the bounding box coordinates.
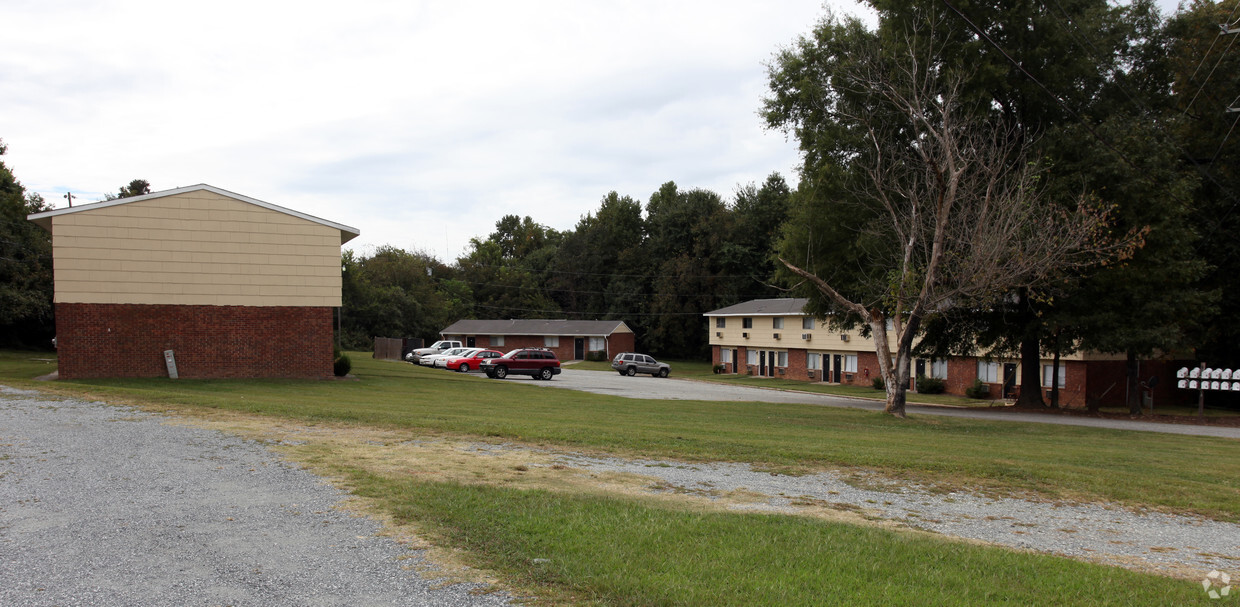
[705,298,1168,408]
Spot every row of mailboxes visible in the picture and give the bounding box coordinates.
[1178,379,1240,391]
[1177,367,1240,390]
[1178,367,1236,379]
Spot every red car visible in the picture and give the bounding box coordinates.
[443,349,504,373]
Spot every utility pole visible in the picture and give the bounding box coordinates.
[63,192,74,207]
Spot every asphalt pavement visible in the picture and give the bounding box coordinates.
[532,369,1240,439]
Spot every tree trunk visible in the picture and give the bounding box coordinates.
[1126,351,1141,416]
[1014,324,1045,408]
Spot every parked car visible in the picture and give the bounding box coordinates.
[481,348,561,380]
[433,348,481,369]
[443,349,504,373]
[406,340,463,364]
[421,347,472,367]
[612,352,670,377]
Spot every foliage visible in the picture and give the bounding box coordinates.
[871,376,884,390]
[915,375,945,394]
[586,350,608,362]
[965,379,990,400]
[333,353,351,377]
[0,139,54,347]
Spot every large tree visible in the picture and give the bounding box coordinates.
[766,16,1128,417]
[0,139,54,347]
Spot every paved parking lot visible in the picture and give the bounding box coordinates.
[525,369,1240,439]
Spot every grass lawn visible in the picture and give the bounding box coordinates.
[0,350,1224,605]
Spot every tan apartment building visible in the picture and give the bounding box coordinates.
[28,184,359,379]
[706,298,1167,408]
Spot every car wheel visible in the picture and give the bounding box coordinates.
[458,363,469,373]
[539,367,553,381]
[658,368,669,378]
[626,366,636,376]
[494,366,508,379]
[617,371,627,376]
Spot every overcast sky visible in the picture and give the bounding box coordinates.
[3,0,877,260]
[3,1,1182,261]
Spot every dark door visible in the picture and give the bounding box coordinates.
[1002,363,1018,398]
[833,355,842,383]
[731,349,738,373]
[467,336,476,348]
[758,351,767,376]
[768,351,777,377]
[915,359,926,391]
[574,338,584,360]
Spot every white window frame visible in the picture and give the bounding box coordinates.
[544,335,559,347]
[777,351,788,367]
[491,336,504,347]
[844,355,858,373]
[802,317,814,330]
[807,353,821,370]
[773,318,784,329]
[1042,364,1066,388]
[743,317,753,329]
[747,350,758,365]
[978,361,1000,383]
[588,337,605,351]
[931,358,948,380]
[721,349,732,364]
[715,317,726,328]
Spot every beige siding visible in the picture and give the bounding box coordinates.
[707,313,1105,362]
[51,191,343,306]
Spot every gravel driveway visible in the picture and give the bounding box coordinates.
[0,386,512,607]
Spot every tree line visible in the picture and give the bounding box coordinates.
[339,175,793,357]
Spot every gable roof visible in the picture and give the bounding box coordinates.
[704,298,809,317]
[442,319,632,337]
[27,183,360,244]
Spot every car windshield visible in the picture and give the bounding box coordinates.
[502,349,524,358]
[454,349,480,358]
[441,348,468,357]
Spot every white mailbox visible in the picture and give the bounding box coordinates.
[1190,380,1199,389]
[1211,381,1221,390]
[1178,379,1188,389]
[1224,369,1234,380]
[1190,368,1201,378]
[1178,367,1189,378]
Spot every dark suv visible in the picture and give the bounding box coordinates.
[482,348,561,380]
[611,352,670,377]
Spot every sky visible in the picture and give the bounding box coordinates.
[2,0,876,261]
[3,1,1185,261]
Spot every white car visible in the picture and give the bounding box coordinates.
[421,347,474,367]
[405,340,463,363]
[433,348,482,369]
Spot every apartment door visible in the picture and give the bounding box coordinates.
[833,355,842,383]
[574,338,585,360]
[467,336,476,348]
[1002,363,1018,399]
[758,351,767,376]
[730,349,738,373]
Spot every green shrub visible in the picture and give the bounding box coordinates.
[334,353,352,377]
[965,379,990,399]
[872,376,885,390]
[586,350,609,362]
[916,376,946,394]
[713,364,725,374]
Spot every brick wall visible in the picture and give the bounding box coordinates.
[459,333,636,361]
[56,303,334,379]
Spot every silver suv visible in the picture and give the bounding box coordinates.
[611,353,670,378]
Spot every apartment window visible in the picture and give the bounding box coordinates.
[844,355,858,373]
[589,337,605,351]
[777,351,788,367]
[716,317,726,329]
[1042,365,1066,388]
[721,349,732,364]
[802,317,814,330]
[544,336,559,347]
[747,350,759,365]
[931,358,948,380]
[773,318,784,329]
[491,336,504,347]
[807,353,821,370]
[977,361,1000,383]
[743,317,753,329]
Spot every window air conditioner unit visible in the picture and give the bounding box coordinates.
[840,334,850,342]
[715,331,722,337]
[801,333,812,340]
[773,333,781,340]
[742,332,749,339]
